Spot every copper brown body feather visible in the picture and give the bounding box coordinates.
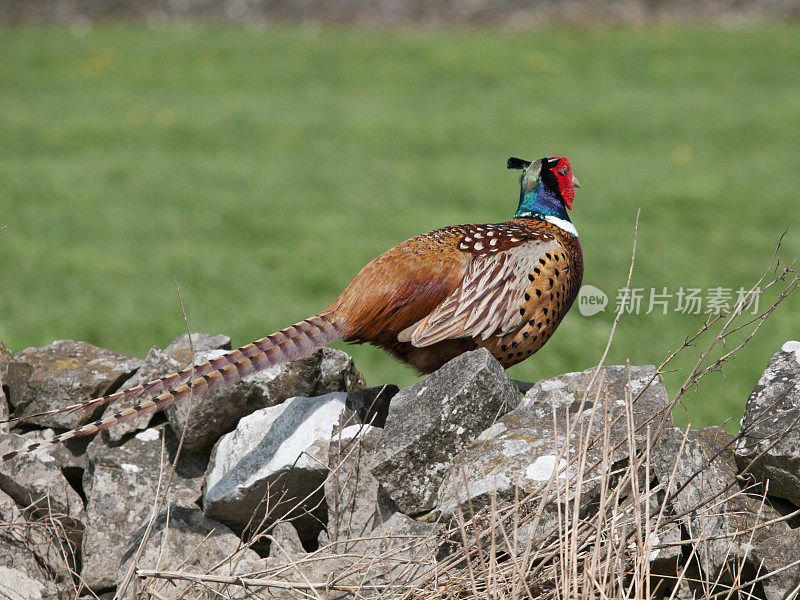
[332,217,583,373]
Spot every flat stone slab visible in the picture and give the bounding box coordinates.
[0,489,67,600]
[203,392,356,542]
[0,431,86,551]
[0,566,55,600]
[370,348,521,515]
[6,340,142,430]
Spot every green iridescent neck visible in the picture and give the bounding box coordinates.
[514,180,571,222]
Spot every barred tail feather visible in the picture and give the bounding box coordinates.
[5,343,265,424]
[4,316,339,425]
[1,313,342,462]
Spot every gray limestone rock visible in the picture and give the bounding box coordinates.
[267,521,306,559]
[608,492,684,583]
[254,346,367,401]
[0,566,54,600]
[101,332,231,442]
[735,341,800,506]
[118,504,260,600]
[81,424,208,590]
[0,480,76,584]
[14,429,90,473]
[0,386,8,435]
[0,431,86,553]
[325,424,384,553]
[370,348,521,515]
[649,519,683,581]
[0,490,67,600]
[324,422,440,583]
[654,427,800,600]
[164,332,232,365]
[203,392,356,543]
[238,555,356,600]
[0,346,9,434]
[167,347,367,452]
[356,511,440,586]
[0,338,13,383]
[434,364,670,549]
[5,340,142,430]
[244,517,439,600]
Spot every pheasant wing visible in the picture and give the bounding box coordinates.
[398,236,562,347]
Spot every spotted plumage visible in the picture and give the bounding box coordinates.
[1,154,584,461]
[455,222,555,255]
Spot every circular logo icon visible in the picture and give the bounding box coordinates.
[577,284,608,316]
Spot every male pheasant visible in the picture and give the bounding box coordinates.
[2,155,583,461]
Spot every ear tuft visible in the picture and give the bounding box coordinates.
[507,157,531,170]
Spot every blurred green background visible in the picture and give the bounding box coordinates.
[0,24,798,429]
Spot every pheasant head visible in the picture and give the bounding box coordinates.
[508,156,581,229]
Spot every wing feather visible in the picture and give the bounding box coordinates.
[398,238,561,346]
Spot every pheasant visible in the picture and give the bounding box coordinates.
[2,155,583,461]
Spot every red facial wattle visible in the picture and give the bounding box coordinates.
[550,156,575,210]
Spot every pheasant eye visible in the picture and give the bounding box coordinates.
[559,166,568,175]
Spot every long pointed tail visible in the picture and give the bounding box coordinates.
[7,338,275,424]
[1,313,342,462]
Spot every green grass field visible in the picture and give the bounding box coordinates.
[0,24,798,429]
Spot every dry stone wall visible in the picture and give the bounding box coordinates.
[0,335,799,598]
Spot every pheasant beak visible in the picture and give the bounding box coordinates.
[572,176,581,190]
